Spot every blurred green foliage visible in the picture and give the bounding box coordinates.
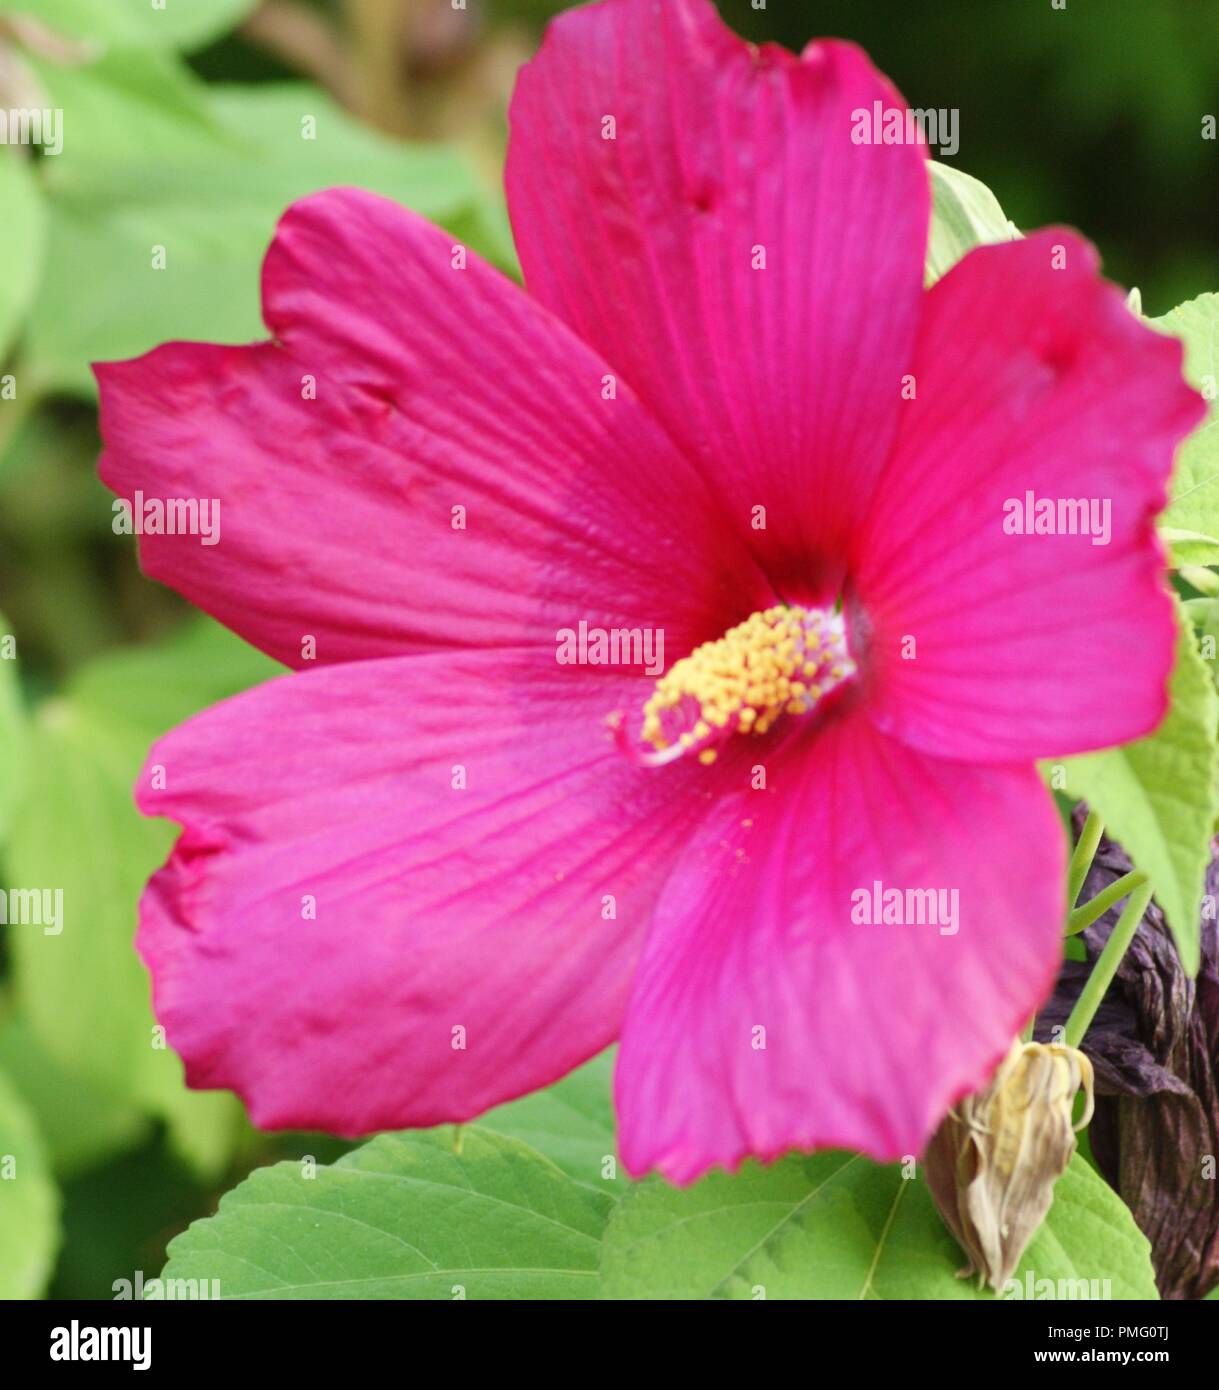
[722,0,1219,315]
[0,0,1215,1299]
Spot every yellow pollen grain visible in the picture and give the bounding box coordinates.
[638,604,852,760]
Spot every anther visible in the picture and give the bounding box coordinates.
[611,605,854,768]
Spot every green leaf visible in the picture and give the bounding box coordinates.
[7,619,279,1174]
[0,1013,148,1179]
[0,154,45,360]
[1048,602,1218,974]
[0,612,25,842]
[1,0,258,51]
[26,74,513,393]
[480,1049,626,1195]
[925,161,1019,286]
[161,1128,611,1299]
[599,1153,1156,1300]
[0,1066,60,1298]
[1183,596,1219,690]
[1152,294,1219,548]
[1159,525,1219,568]
[28,42,225,161]
[1184,598,1219,836]
[64,612,281,732]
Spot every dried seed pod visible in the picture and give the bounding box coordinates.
[924,1038,1095,1291]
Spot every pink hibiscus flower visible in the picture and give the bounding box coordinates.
[96,0,1202,1184]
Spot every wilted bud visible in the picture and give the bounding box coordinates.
[924,1038,1094,1291]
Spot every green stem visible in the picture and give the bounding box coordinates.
[1180,564,1219,597]
[1066,870,1147,936]
[342,0,408,132]
[1064,879,1152,1049]
[1066,809,1103,908]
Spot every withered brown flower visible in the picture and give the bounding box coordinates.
[924,1038,1094,1291]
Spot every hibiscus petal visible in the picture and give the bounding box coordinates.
[851,229,1205,762]
[614,711,1065,1183]
[506,0,929,601]
[136,650,725,1133]
[97,187,767,668]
